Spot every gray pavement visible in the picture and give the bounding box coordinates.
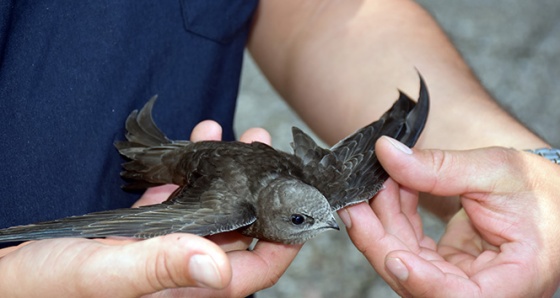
[235,1,560,297]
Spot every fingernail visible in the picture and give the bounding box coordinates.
[338,209,352,229]
[189,254,223,289]
[385,137,413,155]
[386,257,409,281]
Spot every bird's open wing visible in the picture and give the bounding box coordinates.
[293,75,429,210]
[0,178,256,243]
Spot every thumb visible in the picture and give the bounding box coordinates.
[375,136,528,196]
[92,234,231,296]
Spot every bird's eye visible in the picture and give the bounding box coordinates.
[291,214,305,225]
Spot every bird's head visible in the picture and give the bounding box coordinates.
[253,177,339,244]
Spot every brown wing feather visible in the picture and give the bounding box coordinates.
[295,75,430,210]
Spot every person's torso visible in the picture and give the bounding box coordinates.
[0,1,258,234]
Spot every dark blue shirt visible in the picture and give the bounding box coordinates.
[0,1,258,235]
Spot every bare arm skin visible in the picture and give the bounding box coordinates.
[249,0,546,149]
[248,0,548,219]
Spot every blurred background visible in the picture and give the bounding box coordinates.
[235,1,560,297]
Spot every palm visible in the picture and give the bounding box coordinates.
[436,208,497,274]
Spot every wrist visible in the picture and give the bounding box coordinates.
[419,98,549,150]
[525,148,560,164]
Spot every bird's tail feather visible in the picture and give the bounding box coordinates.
[115,95,172,150]
[114,96,191,189]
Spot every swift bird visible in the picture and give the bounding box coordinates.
[0,76,429,244]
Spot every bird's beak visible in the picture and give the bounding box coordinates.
[326,215,340,231]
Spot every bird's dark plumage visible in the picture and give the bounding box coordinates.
[0,75,429,244]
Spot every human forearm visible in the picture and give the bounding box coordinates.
[248,0,547,149]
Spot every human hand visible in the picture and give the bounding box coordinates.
[339,136,560,297]
[0,121,301,297]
